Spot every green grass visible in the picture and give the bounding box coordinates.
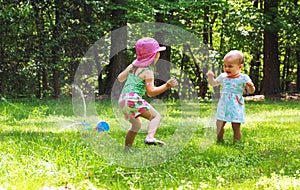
[0,98,299,189]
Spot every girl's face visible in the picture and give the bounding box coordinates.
[223,57,242,77]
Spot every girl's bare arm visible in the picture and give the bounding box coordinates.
[206,71,219,87]
[143,70,177,97]
[117,64,133,82]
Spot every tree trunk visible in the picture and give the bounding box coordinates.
[42,68,48,95]
[52,0,62,99]
[249,52,261,93]
[53,68,60,98]
[296,0,300,92]
[261,0,281,98]
[105,0,127,99]
[200,5,209,99]
[249,0,262,94]
[0,74,2,94]
[0,15,5,95]
[32,2,45,99]
[155,13,171,99]
[297,50,300,92]
[201,6,217,98]
[281,46,291,91]
[203,6,209,45]
[178,45,190,99]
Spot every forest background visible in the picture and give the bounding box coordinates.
[0,0,299,100]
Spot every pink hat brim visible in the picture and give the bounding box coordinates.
[157,46,166,51]
[133,46,166,68]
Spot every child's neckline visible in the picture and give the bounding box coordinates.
[226,74,240,78]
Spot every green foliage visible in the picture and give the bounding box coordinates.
[0,98,299,189]
[0,0,299,98]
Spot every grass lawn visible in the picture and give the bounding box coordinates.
[0,98,299,189]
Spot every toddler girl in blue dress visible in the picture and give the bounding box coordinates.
[206,50,255,143]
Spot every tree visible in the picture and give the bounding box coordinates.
[249,0,263,93]
[105,0,127,99]
[153,1,172,99]
[297,50,300,92]
[51,0,63,99]
[1,0,299,99]
[296,0,300,92]
[261,0,281,98]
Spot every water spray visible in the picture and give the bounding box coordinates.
[0,96,30,113]
[71,84,109,132]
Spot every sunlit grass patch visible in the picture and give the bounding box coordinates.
[0,98,299,189]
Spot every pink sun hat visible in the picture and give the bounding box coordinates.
[132,37,166,68]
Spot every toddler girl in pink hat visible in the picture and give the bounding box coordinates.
[118,37,178,149]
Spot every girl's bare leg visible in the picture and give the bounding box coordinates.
[232,122,241,142]
[216,120,226,141]
[140,107,161,139]
[125,117,141,149]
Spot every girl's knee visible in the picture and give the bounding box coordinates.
[148,111,161,121]
[231,122,241,129]
[156,113,162,120]
[129,118,142,131]
[152,113,162,122]
[216,120,226,127]
[130,124,141,132]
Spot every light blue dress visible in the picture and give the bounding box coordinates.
[216,73,252,123]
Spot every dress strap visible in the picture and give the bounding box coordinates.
[135,66,152,76]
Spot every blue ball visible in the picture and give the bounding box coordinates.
[96,121,110,132]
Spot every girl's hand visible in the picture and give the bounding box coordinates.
[246,82,255,94]
[246,82,254,88]
[206,71,215,78]
[206,71,219,87]
[166,78,178,88]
